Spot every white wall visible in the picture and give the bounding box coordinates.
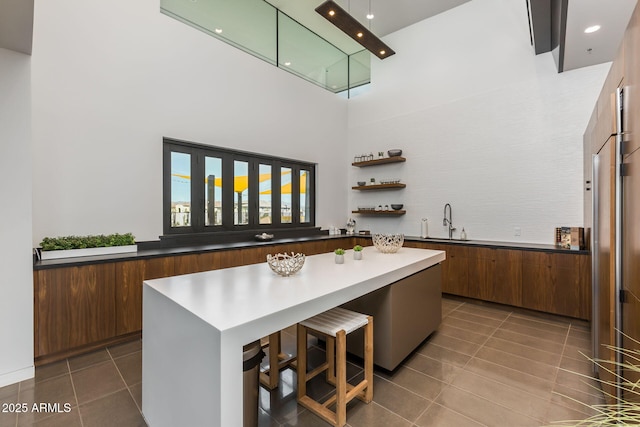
[347,0,610,243]
[0,48,34,386]
[31,0,349,244]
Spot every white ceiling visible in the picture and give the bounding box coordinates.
[265,0,472,54]
[267,0,637,70]
[563,0,637,71]
[0,0,636,71]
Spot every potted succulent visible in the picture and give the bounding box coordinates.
[353,245,363,260]
[334,248,345,264]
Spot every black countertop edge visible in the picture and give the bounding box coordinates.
[32,234,354,270]
[33,234,589,271]
[400,235,590,254]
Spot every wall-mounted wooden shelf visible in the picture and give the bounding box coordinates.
[352,183,406,191]
[352,210,406,216]
[352,156,406,167]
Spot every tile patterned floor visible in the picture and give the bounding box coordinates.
[0,297,603,426]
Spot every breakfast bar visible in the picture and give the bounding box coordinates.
[141,247,445,426]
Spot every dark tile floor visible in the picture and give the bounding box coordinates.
[0,297,603,426]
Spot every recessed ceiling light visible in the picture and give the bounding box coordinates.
[214,28,223,34]
[366,13,374,20]
[357,32,363,38]
[379,50,386,55]
[284,62,291,66]
[584,25,601,33]
[328,10,335,16]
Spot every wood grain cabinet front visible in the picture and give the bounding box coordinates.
[34,264,116,358]
[521,251,589,319]
[403,241,469,297]
[115,258,175,336]
[467,248,522,307]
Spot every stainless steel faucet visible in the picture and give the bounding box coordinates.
[443,203,456,239]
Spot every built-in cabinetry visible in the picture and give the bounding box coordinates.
[404,241,590,319]
[33,236,590,364]
[33,238,352,364]
[583,1,640,403]
[351,156,406,216]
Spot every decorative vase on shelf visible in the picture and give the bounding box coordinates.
[354,251,362,260]
[335,254,344,264]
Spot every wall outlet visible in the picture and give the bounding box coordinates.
[514,227,521,237]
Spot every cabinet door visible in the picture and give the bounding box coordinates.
[624,5,640,156]
[35,264,115,357]
[467,247,495,300]
[115,257,175,335]
[437,244,469,297]
[493,249,523,306]
[622,147,640,397]
[522,252,552,313]
[522,251,584,318]
[468,248,522,306]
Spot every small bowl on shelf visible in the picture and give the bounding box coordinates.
[255,233,274,241]
[357,181,366,186]
[387,149,402,157]
[267,252,305,276]
[390,204,403,211]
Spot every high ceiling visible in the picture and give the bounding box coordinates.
[563,0,637,71]
[265,0,472,54]
[266,0,637,71]
[0,0,637,72]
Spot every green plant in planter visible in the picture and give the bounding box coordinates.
[353,245,363,252]
[40,233,135,251]
[334,248,345,255]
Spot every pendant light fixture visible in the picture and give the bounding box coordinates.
[315,0,395,59]
[366,0,374,20]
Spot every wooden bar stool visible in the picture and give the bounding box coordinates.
[296,307,373,427]
[260,331,297,390]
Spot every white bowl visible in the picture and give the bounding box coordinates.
[267,252,305,276]
[372,234,404,253]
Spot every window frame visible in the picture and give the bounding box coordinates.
[163,138,316,236]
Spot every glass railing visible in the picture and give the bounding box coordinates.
[160,0,370,96]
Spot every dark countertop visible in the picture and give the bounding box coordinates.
[33,233,589,271]
[404,235,590,254]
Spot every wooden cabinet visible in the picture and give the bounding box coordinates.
[406,240,586,318]
[624,4,640,157]
[521,251,590,319]
[622,147,640,401]
[115,258,175,336]
[468,248,522,307]
[32,236,590,364]
[437,244,470,297]
[403,241,469,296]
[34,264,116,358]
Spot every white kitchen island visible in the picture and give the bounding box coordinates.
[141,247,445,427]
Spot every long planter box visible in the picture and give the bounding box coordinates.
[40,245,137,260]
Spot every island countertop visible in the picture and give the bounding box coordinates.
[141,246,445,427]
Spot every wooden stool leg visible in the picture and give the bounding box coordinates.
[364,316,374,402]
[326,335,336,384]
[297,324,307,400]
[268,332,281,389]
[335,330,347,427]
